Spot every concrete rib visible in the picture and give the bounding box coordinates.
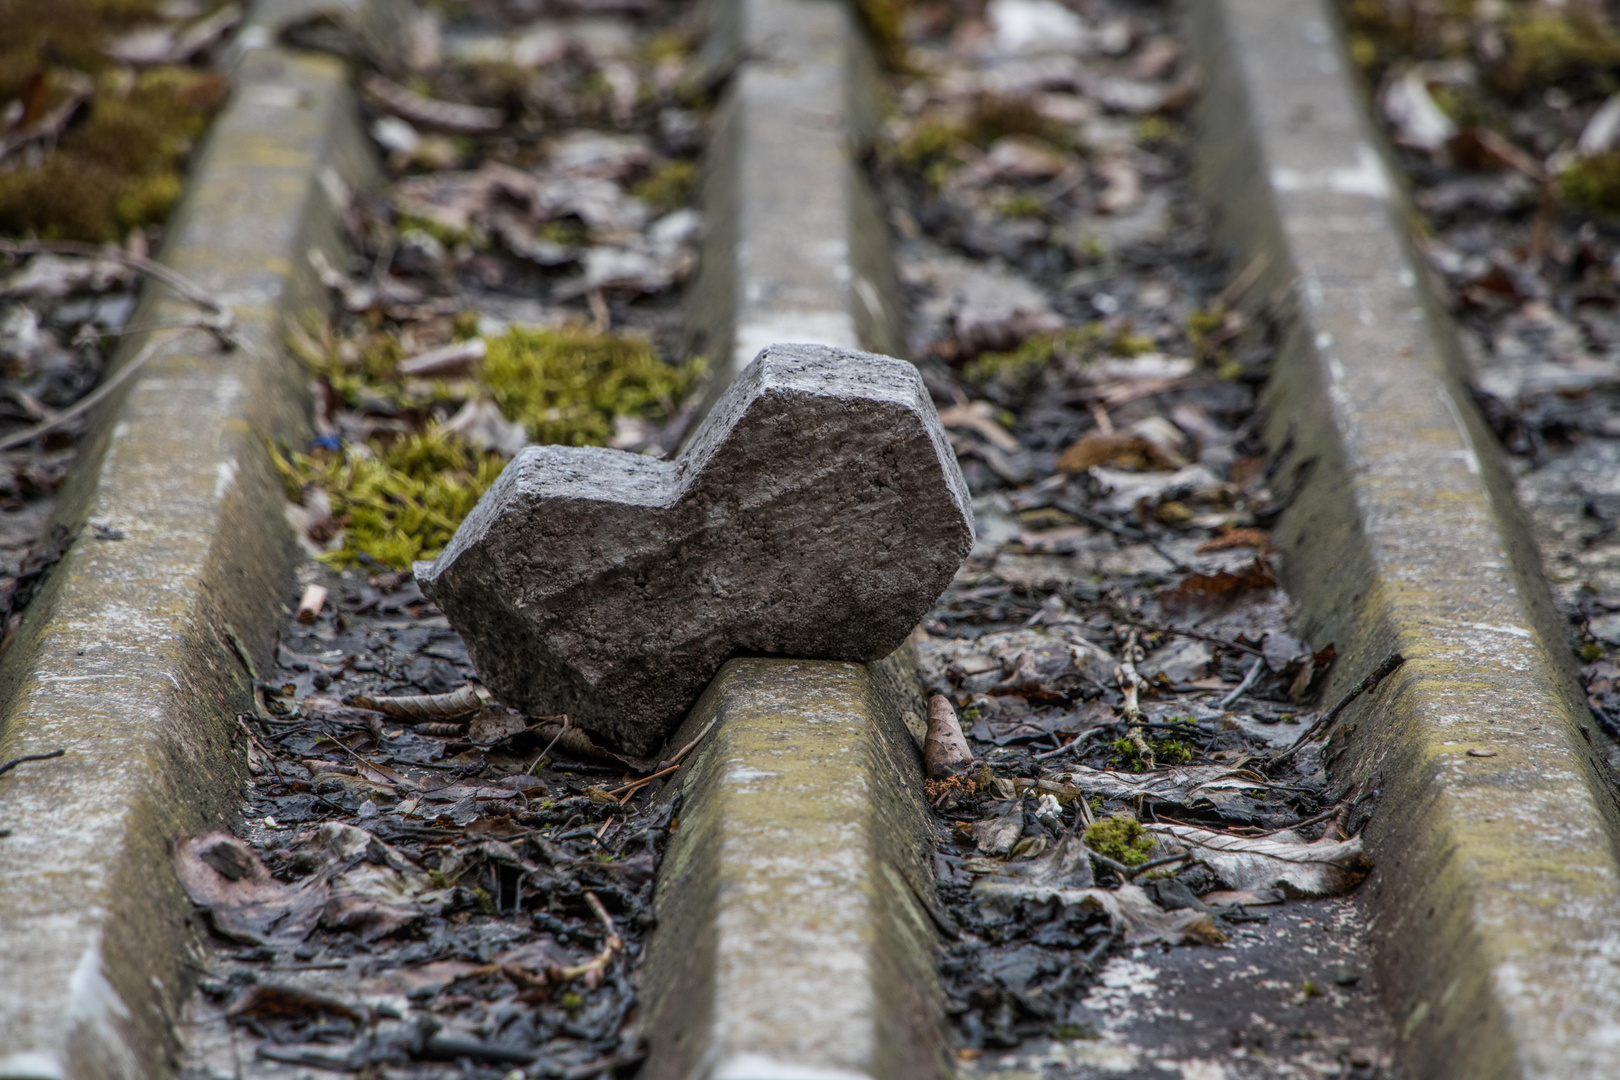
[640,0,950,1075]
[1188,0,1620,1076]
[0,39,370,1080]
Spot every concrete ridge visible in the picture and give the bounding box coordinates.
[639,0,952,1073]
[1188,0,1620,1076]
[0,33,372,1080]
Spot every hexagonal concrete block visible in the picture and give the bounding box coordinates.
[415,343,974,756]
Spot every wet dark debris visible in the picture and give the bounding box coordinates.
[181,569,668,1079]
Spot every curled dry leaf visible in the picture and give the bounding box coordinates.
[226,983,361,1024]
[1057,431,1179,472]
[976,875,1225,946]
[1059,764,1270,820]
[973,800,1024,855]
[1147,823,1370,898]
[363,74,505,133]
[173,832,327,945]
[354,683,483,722]
[925,694,973,779]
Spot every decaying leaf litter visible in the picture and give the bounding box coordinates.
[179,2,709,1076]
[881,0,1396,1072]
[272,0,708,569]
[0,0,234,657]
[1345,0,1620,788]
[179,567,669,1078]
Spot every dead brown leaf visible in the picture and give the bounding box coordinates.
[1057,432,1177,472]
[1158,556,1276,616]
[1196,526,1271,553]
[173,833,327,945]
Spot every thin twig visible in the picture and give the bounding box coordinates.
[1087,849,1133,877]
[0,239,234,330]
[529,714,572,775]
[607,712,723,801]
[1117,629,1153,769]
[1033,726,1108,761]
[1062,503,1192,573]
[1113,619,1266,657]
[1265,653,1404,773]
[1216,656,1266,710]
[554,891,622,982]
[237,716,285,785]
[0,748,65,778]
[0,337,163,452]
[1127,851,1194,879]
[1254,801,1346,838]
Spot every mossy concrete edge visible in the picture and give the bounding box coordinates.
[0,39,374,1080]
[1187,0,1620,1077]
[686,0,904,422]
[642,652,952,1080]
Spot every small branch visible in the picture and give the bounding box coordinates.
[0,748,65,778]
[1215,656,1265,710]
[607,712,722,802]
[1128,851,1194,880]
[1033,726,1107,762]
[529,714,573,774]
[1086,849,1133,878]
[554,891,622,983]
[1265,653,1404,773]
[0,239,234,334]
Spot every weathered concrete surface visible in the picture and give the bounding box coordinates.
[640,655,952,1080]
[1189,0,1620,1076]
[417,343,973,757]
[0,41,370,1080]
[687,0,902,413]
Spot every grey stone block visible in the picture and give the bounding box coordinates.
[416,343,973,756]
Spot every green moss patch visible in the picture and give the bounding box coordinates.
[1084,814,1156,867]
[282,323,701,568]
[483,326,702,446]
[0,3,230,241]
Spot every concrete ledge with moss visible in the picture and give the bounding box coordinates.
[1191,0,1620,1076]
[0,32,370,1078]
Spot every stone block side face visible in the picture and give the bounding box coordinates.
[0,49,370,1080]
[419,345,973,756]
[687,0,900,416]
[642,655,949,1080]
[1188,0,1620,1076]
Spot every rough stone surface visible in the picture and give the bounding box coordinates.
[416,343,974,756]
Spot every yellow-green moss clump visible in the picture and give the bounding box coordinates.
[1084,814,1156,867]
[964,323,1155,390]
[631,158,696,213]
[0,2,231,241]
[483,326,702,446]
[1561,152,1620,216]
[282,324,702,567]
[276,429,506,569]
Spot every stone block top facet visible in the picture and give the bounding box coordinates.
[416,343,973,755]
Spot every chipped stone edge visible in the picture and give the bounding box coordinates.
[1187,0,1620,1076]
[0,13,377,1079]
